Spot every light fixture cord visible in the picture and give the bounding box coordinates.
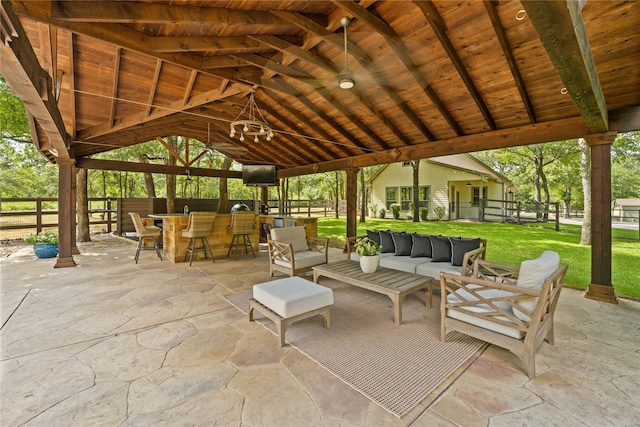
[343,23,349,71]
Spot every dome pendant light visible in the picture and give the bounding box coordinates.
[339,17,355,90]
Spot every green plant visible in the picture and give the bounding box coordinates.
[353,237,381,257]
[420,206,429,221]
[406,211,414,220]
[390,203,401,220]
[369,203,378,218]
[379,208,386,219]
[433,205,446,220]
[25,232,58,245]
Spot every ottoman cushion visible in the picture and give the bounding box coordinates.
[253,277,334,318]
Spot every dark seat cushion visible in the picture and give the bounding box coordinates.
[430,235,452,262]
[392,232,413,256]
[410,233,432,258]
[366,229,381,245]
[379,230,396,253]
[449,237,482,266]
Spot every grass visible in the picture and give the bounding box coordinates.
[317,217,640,300]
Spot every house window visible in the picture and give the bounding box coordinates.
[400,186,431,210]
[472,186,488,206]
[385,187,398,210]
[402,161,412,167]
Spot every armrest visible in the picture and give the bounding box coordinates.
[346,235,367,257]
[472,258,520,285]
[267,239,294,262]
[460,245,487,276]
[306,236,329,254]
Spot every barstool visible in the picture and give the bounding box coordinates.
[182,211,216,266]
[227,211,257,259]
[128,212,162,263]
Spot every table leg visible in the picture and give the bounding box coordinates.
[393,294,402,325]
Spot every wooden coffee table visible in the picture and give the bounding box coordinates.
[313,260,434,325]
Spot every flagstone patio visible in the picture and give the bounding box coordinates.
[1,233,639,426]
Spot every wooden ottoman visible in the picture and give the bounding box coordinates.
[249,276,334,346]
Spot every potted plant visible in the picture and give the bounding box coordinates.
[353,237,381,273]
[390,203,401,220]
[25,232,59,258]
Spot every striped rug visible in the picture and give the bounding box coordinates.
[223,279,485,418]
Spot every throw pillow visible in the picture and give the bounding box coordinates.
[449,237,482,266]
[513,251,560,321]
[392,232,413,256]
[410,233,432,258]
[366,229,381,245]
[430,235,452,262]
[379,230,396,253]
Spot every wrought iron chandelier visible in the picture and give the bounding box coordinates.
[229,89,274,142]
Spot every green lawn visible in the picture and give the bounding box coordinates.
[317,217,640,300]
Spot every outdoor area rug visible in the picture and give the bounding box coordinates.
[222,280,486,418]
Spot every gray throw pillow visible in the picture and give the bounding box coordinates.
[379,230,396,253]
[430,235,452,262]
[410,233,432,258]
[366,229,381,245]
[392,232,413,256]
[449,237,481,266]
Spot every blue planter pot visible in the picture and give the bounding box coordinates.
[33,243,59,258]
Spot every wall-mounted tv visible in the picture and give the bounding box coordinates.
[242,165,278,186]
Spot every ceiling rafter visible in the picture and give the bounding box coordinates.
[413,0,496,130]
[145,58,162,117]
[149,36,266,53]
[271,10,435,142]
[331,0,463,136]
[66,30,76,139]
[521,0,608,133]
[182,70,197,105]
[50,1,303,27]
[249,34,411,147]
[483,0,536,124]
[109,47,121,127]
[232,52,390,151]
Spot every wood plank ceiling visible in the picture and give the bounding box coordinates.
[2,0,639,178]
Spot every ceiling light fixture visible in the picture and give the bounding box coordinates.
[339,17,355,90]
[229,88,274,143]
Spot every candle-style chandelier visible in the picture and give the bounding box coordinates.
[229,88,274,143]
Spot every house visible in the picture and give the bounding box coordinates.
[613,199,640,223]
[370,154,514,220]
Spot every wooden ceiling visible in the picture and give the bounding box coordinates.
[2,0,639,178]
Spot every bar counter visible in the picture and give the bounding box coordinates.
[149,213,316,263]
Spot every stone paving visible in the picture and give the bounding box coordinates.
[1,233,639,426]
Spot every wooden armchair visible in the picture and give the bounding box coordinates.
[440,252,568,378]
[267,226,329,277]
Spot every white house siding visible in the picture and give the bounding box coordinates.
[370,159,507,220]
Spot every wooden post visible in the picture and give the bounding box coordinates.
[71,167,79,255]
[55,159,77,268]
[107,198,112,233]
[36,197,43,233]
[585,132,617,303]
[345,167,359,251]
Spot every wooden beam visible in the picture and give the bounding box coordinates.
[75,157,244,178]
[145,59,162,116]
[332,0,463,136]
[149,36,264,53]
[609,106,640,133]
[182,70,197,105]
[109,47,121,127]
[0,1,71,158]
[66,30,76,138]
[54,158,77,268]
[414,1,496,130]
[484,0,536,124]
[522,0,608,133]
[50,1,299,27]
[272,10,436,142]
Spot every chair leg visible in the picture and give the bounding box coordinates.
[202,237,215,263]
[246,234,255,258]
[135,238,143,263]
[154,237,162,260]
[227,235,236,258]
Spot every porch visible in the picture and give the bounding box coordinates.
[2,234,638,426]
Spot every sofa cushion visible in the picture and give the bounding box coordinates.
[379,255,431,274]
[513,251,560,321]
[271,226,308,252]
[274,250,326,270]
[349,252,394,262]
[392,232,413,256]
[366,229,381,245]
[447,306,524,339]
[449,237,482,266]
[430,235,452,262]
[410,233,432,258]
[379,230,396,253]
[416,261,460,278]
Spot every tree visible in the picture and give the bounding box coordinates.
[217,156,233,213]
[578,138,592,245]
[76,168,91,242]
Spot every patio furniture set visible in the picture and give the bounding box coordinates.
[257,226,567,378]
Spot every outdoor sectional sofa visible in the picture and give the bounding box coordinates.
[346,230,487,279]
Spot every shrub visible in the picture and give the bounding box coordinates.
[369,202,378,218]
[379,208,386,219]
[390,203,401,220]
[25,232,59,245]
[420,206,429,221]
[433,205,446,220]
[406,212,413,221]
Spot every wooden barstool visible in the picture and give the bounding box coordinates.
[227,211,256,259]
[182,211,216,266]
[128,212,162,263]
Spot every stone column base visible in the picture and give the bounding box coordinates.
[584,283,618,304]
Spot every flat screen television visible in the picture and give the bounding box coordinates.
[242,165,277,186]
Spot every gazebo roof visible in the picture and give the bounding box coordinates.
[2,0,639,178]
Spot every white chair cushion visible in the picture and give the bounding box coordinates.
[271,226,308,252]
[415,261,461,278]
[253,277,334,318]
[274,250,326,270]
[514,251,560,321]
[378,256,431,274]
